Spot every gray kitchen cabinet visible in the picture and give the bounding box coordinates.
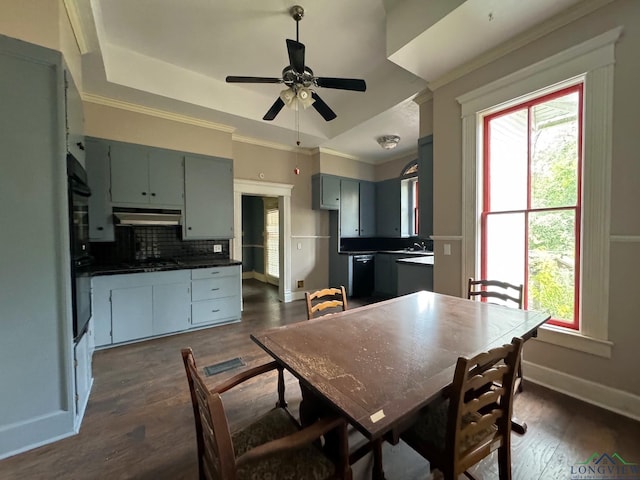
[397,258,434,295]
[184,155,234,239]
[359,181,376,237]
[374,254,393,296]
[340,178,360,238]
[190,266,241,326]
[340,179,376,238]
[92,270,192,346]
[111,285,154,344]
[153,282,191,335]
[110,141,184,207]
[73,326,93,427]
[312,174,341,210]
[418,135,433,239]
[85,137,114,241]
[376,179,401,237]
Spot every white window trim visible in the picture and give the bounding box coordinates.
[457,27,622,358]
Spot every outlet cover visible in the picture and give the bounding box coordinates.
[297,280,304,288]
[213,244,222,253]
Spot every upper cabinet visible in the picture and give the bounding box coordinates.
[340,179,376,238]
[85,138,114,242]
[417,135,433,239]
[184,155,234,239]
[110,141,184,207]
[376,179,401,237]
[312,174,341,210]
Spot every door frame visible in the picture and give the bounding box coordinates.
[233,179,293,302]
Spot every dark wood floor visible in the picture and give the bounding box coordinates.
[1,279,639,479]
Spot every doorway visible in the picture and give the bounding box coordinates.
[233,179,293,303]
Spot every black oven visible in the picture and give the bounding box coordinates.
[67,153,92,342]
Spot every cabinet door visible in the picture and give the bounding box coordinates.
[111,286,153,343]
[148,148,184,206]
[184,155,234,239]
[74,331,91,420]
[322,175,341,209]
[340,178,360,238]
[86,138,114,241]
[110,143,150,204]
[359,181,376,237]
[418,135,433,238]
[153,282,191,335]
[376,179,401,237]
[374,254,393,296]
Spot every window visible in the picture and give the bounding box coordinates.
[457,28,620,357]
[264,200,279,285]
[482,85,583,329]
[401,161,419,236]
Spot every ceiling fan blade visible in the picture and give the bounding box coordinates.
[286,39,305,73]
[263,97,285,121]
[311,92,337,121]
[315,77,367,92]
[226,76,282,84]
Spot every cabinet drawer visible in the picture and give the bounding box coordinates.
[191,266,239,280]
[191,297,240,325]
[192,277,237,301]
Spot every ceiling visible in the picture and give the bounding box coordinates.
[73,0,584,164]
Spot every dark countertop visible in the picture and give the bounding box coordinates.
[90,257,242,276]
[339,250,433,256]
[396,256,435,266]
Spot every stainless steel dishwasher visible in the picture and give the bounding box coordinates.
[351,254,375,297]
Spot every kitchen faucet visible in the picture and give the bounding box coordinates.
[413,242,425,251]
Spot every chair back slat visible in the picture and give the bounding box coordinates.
[305,286,348,319]
[448,338,523,473]
[467,278,524,309]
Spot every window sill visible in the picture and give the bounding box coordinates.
[532,325,613,358]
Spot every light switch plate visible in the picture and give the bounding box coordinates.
[213,244,222,253]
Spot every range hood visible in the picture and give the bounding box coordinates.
[113,207,182,226]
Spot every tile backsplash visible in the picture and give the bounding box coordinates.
[91,226,229,265]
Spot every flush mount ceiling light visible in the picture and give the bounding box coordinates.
[377,135,401,150]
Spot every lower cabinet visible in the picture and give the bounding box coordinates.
[374,253,415,297]
[74,324,94,427]
[191,266,242,326]
[92,267,240,347]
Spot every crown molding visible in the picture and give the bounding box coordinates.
[428,0,616,91]
[232,135,313,155]
[82,93,236,133]
[63,0,89,54]
[316,147,360,161]
[412,89,433,105]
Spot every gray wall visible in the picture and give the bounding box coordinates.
[429,0,640,397]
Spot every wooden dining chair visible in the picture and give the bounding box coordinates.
[467,278,524,394]
[181,348,352,480]
[400,337,524,480]
[305,286,348,320]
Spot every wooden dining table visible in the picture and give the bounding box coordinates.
[251,291,550,477]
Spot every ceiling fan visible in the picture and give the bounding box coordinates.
[225,5,366,122]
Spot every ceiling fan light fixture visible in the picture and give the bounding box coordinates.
[377,135,401,150]
[280,87,296,107]
[296,87,314,109]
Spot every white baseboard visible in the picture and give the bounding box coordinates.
[289,291,307,301]
[241,271,267,282]
[523,360,640,422]
[0,410,75,460]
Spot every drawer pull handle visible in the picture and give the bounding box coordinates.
[211,288,220,291]
[211,309,220,313]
